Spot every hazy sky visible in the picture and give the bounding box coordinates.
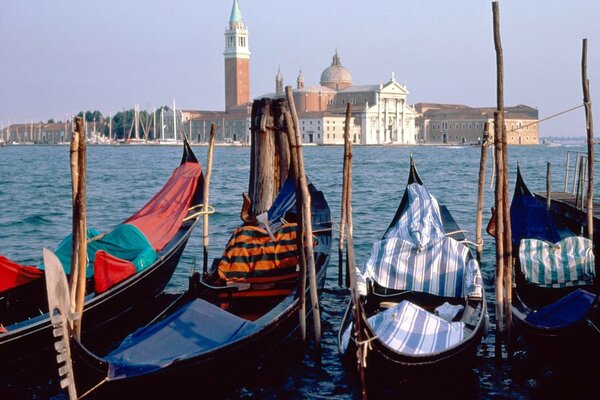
[1,0,598,137]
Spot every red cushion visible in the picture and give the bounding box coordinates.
[93,250,136,294]
[0,255,43,292]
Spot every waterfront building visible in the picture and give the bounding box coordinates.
[262,55,418,145]
[188,0,417,146]
[415,103,539,145]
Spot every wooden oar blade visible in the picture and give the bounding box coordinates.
[43,248,78,400]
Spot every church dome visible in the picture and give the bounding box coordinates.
[320,51,352,90]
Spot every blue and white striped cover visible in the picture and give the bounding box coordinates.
[362,236,473,297]
[358,182,482,298]
[341,300,465,355]
[519,236,595,288]
[385,183,445,247]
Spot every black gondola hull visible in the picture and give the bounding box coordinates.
[0,222,197,374]
[71,256,329,398]
[0,139,203,374]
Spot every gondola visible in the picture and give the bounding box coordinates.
[45,176,331,397]
[509,166,598,353]
[338,159,486,381]
[0,137,204,371]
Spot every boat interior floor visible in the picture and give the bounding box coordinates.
[364,288,484,333]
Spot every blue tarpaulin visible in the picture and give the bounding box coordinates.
[525,289,595,329]
[105,298,258,379]
[510,190,562,248]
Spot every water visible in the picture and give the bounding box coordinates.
[0,144,598,399]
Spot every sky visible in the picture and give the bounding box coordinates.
[1,0,598,137]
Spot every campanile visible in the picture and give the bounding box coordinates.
[224,0,250,110]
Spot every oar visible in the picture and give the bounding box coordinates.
[203,124,216,276]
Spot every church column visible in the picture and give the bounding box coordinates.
[395,99,400,143]
[377,93,381,144]
[384,98,388,143]
[401,99,406,143]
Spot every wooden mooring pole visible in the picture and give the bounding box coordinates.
[249,99,276,216]
[475,123,491,261]
[73,117,87,339]
[493,1,514,359]
[69,119,81,315]
[582,38,594,242]
[286,86,322,349]
[546,162,552,210]
[282,109,308,344]
[203,124,216,276]
[341,105,366,398]
[339,103,352,287]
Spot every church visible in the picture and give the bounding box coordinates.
[182,0,418,145]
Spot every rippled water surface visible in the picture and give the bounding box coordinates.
[1,143,598,399]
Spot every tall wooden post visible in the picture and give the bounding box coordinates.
[546,162,552,209]
[286,86,322,348]
[274,99,291,191]
[339,103,352,286]
[582,38,594,242]
[492,1,509,359]
[69,119,81,313]
[203,125,216,276]
[283,109,307,343]
[249,99,276,217]
[73,117,87,339]
[475,123,491,261]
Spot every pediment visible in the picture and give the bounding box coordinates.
[380,80,409,96]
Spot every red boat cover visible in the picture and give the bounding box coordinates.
[0,255,43,292]
[94,250,136,293]
[125,162,202,251]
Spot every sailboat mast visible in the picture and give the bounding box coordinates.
[153,108,156,141]
[173,98,177,142]
[135,104,139,140]
[161,108,165,141]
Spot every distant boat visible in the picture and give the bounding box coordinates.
[542,139,562,147]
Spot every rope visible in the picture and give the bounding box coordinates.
[588,319,600,335]
[355,334,377,368]
[79,377,108,399]
[183,204,216,222]
[505,104,584,135]
[445,229,467,236]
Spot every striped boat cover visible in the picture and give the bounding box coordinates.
[357,181,482,298]
[519,236,595,288]
[385,183,445,246]
[217,223,299,283]
[362,236,477,297]
[341,300,465,355]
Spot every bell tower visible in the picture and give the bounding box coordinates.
[224,0,250,110]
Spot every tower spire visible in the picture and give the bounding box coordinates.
[229,0,243,23]
[224,0,250,110]
[276,67,284,95]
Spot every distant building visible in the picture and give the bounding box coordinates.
[187,0,417,146]
[415,103,539,145]
[1,122,70,144]
[261,54,418,145]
